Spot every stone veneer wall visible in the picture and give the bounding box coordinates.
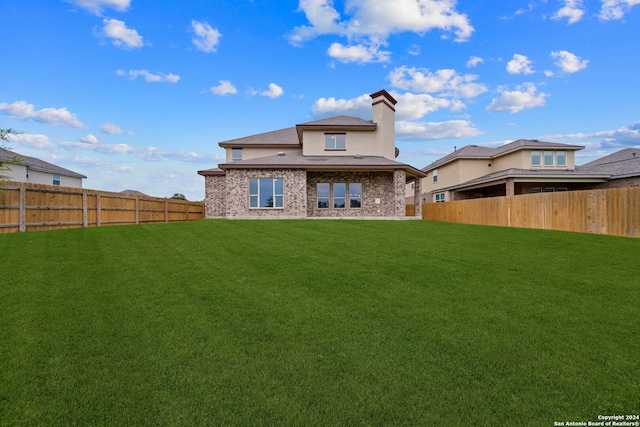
[204,174,226,218]
[225,168,307,217]
[306,171,400,217]
[594,177,640,189]
[393,169,406,216]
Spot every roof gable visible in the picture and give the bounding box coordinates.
[0,147,87,179]
[218,126,300,147]
[577,148,640,178]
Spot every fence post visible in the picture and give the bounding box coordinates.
[186,202,189,221]
[164,200,168,223]
[19,184,26,232]
[96,194,101,227]
[135,197,139,224]
[82,192,88,228]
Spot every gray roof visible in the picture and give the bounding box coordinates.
[219,126,300,147]
[577,148,640,178]
[0,147,87,179]
[297,115,376,128]
[438,167,610,192]
[423,139,585,172]
[200,151,426,179]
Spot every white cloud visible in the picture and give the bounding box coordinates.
[600,0,640,20]
[210,80,238,96]
[311,93,372,118]
[327,42,390,63]
[388,66,488,99]
[466,55,484,68]
[260,83,284,99]
[9,133,55,150]
[289,0,474,63]
[191,20,222,53]
[407,44,421,56]
[101,123,133,135]
[485,83,548,113]
[551,50,589,73]
[0,101,85,128]
[553,0,585,24]
[396,120,483,141]
[80,134,99,144]
[506,54,535,74]
[544,70,555,77]
[116,69,180,83]
[101,18,143,49]
[541,122,640,147]
[64,0,130,14]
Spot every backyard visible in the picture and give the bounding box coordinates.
[1,220,638,426]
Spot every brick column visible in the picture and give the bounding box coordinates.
[505,178,515,197]
[413,178,422,217]
[393,170,406,217]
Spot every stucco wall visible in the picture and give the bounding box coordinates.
[225,169,307,218]
[306,171,401,217]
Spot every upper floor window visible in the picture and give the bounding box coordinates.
[26,166,29,179]
[544,151,554,166]
[556,151,567,166]
[249,178,283,208]
[53,174,61,186]
[531,151,541,166]
[325,133,346,150]
[433,169,438,183]
[232,148,242,162]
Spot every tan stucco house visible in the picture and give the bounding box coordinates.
[413,140,640,204]
[198,90,426,218]
[1,147,86,188]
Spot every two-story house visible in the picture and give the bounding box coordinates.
[198,90,426,218]
[413,139,620,203]
[1,147,86,188]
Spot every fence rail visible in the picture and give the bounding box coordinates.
[0,181,204,234]
[414,187,640,238]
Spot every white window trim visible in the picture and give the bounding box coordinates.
[249,178,284,209]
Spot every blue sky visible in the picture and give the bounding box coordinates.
[1,0,639,200]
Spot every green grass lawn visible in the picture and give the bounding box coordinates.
[1,220,639,426]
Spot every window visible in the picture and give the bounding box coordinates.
[433,169,438,183]
[543,187,555,192]
[556,151,567,166]
[317,183,361,209]
[532,188,542,193]
[333,183,346,208]
[531,151,541,166]
[557,188,568,192]
[53,174,61,186]
[249,178,283,208]
[26,166,29,179]
[544,151,554,166]
[325,133,346,150]
[232,148,242,162]
[350,183,362,208]
[435,193,445,202]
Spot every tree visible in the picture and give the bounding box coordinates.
[170,193,187,200]
[0,128,22,184]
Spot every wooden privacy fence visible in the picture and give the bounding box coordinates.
[415,187,640,238]
[0,181,204,234]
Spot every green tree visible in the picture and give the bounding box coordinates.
[170,193,187,200]
[0,128,22,183]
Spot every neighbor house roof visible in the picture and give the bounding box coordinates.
[422,139,585,172]
[435,168,610,193]
[295,115,377,141]
[198,151,426,180]
[577,148,640,179]
[0,147,87,179]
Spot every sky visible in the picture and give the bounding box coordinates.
[1,0,639,200]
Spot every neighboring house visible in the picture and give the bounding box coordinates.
[198,90,426,218]
[576,148,640,189]
[0,147,86,188]
[413,140,640,203]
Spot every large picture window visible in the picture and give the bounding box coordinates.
[325,133,346,150]
[317,182,362,209]
[249,178,283,208]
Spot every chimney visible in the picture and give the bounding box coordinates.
[370,90,397,160]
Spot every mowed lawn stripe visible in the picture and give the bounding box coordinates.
[1,220,638,425]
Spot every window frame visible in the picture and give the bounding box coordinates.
[435,193,445,203]
[433,169,438,183]
[232,148,243,162]
[52,174,61,186]
[249,178,284,209]
[317,182,362,210]
[544,151,554,166]
[556,151,567,167]
[325,133,346,150]
[531,151,541,167]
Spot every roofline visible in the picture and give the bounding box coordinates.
[215,162,427,178]
[294,123,377,143]
[370,89,397,106]
[436,172,611,192]
[218,143,300,148]
[197,169,226,176]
